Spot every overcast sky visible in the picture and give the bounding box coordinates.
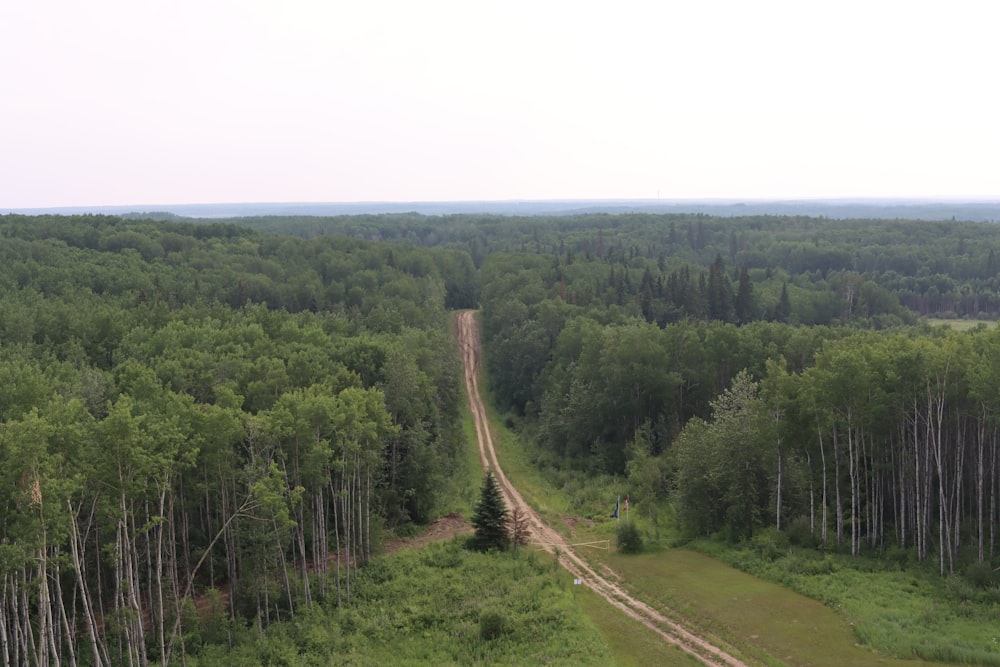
[2,1,998,208]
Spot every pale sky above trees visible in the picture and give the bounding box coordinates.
[2,0,997,208]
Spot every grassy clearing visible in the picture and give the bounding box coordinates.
[600,547,961,667]
[446,386,487,517]
[573,517,995,666]
[574,584,704,666]
[693,542,1000,666]
[189,540,614,666]
[926,318,996,331]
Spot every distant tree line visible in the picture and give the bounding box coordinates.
[231,211,1000,321]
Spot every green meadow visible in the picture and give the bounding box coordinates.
[926,318,995,331]
[186,540,615,666]
[599,547,972,667]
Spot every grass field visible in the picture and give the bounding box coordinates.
[600,547,966,667]
[926,318,996,331]
[575,584,704,666]
[188,541,618,666]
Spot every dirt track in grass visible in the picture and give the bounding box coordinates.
[455,310,749,667]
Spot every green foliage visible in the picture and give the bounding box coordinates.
[749,526,789,561]
[692,540,1000,665]
[673,371,772,539]
[783,552,836,576]
[187,540,612,666]
[0,213,472,663]
[13,209,1000,663]
[624,424,669,536]
[615,521,644,554]
[469,469,510,551]
[784,515,818,548]
[479,609,508,640]
[964,561,996,589]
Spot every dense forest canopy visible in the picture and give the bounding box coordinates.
[4,209,1000,665]
[235,210,1000,578]
[399,211,1000,584]
[230,211,1000,320]
[0,214,469,666]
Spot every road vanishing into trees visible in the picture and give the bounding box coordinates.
[456,310,750,667]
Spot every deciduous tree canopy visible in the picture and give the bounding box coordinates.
[0,213,466,665]
[5,208,1000,663]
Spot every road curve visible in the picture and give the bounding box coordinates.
[456,310,749,667]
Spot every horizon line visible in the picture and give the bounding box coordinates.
[6,195,1000,213]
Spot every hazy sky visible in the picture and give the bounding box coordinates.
[2,1,998,208]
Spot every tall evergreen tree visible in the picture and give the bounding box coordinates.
[707,255,736,322]
[735,265,754,324]
[777,282,792,322]
[470,469,510,551]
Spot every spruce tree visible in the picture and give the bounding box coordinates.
[777,282,792,322]
[470,469,510,551]
[735,264,754,324]
[707,254,736,322]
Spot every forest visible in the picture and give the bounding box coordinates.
[241,209,1000,575]
[459,213,1000,578]
[4,210,1000,664]
[0,214,472,665]
[234,211,1000,321]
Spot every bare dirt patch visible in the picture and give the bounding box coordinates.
[384,512,472,554]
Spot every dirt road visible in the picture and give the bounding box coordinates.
[456,310,749,667]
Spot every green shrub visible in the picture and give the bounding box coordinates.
[751,527,789,561]
[616,521,644,554]
[965,561,996,590]
[479,609,508,640]
[945,574,976,602]
[394,522,422,538]
[883,545,911,569]
[785,552,835,576]
[785,516,817,547]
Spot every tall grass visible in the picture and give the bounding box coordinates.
[926,318,995,332]
[187,540,615,666]
[688,540,1000,666]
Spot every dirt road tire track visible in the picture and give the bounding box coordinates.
[456,310,749,667]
